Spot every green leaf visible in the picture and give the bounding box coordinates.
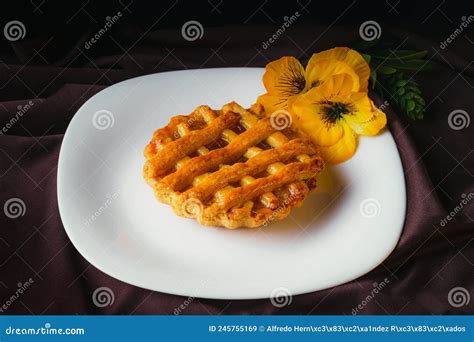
[354,40,433,120]
[379,71,427,120]
[378,66,397,75]
[372,50,428,60]
[416,94,425,101]
[361,53,372,64]
[400,96,407,109]
[407,100,416,111]
[396,80,408,87]
[380,59,435,71]
[370,70,377,89]
[406,85,421,94]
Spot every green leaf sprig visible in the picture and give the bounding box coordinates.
[354,40,434,120]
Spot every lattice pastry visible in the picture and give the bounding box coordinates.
[143,102,324,228]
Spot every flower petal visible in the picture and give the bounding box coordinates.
[319,122,358,164]
[346,91,374,122]
[257,93,285,114]
[346,105,387,136]
[257,93,300,113]
[262,56,306,97]
[308,47,370,92]
[305,59,360,92]
[314,73,354,102]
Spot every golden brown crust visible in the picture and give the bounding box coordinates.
[143,102,324,229]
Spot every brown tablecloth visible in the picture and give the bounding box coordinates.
[0,21,473,315]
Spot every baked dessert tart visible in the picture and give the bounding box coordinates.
[143,102,324,229]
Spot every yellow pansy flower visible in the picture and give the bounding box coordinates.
[257,47,370,113]
[291,73,387,164]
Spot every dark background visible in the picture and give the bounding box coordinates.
[1,1,472,66]
[0,0,472,315]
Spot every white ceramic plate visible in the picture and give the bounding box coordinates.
[57,68,406,299]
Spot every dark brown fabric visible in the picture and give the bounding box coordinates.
[0,22,473,315]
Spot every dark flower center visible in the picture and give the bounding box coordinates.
[311,80,321,88]
[319,101,353,126]
[276,61,306,98]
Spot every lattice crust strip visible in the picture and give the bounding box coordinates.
[143,102,324,228]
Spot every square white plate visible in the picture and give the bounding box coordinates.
[57,68,406,299]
